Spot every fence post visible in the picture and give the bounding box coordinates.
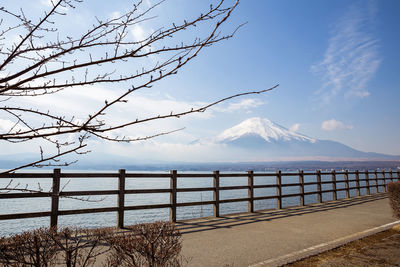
[117,169,126,228]
[382,171,386,192]
[50,168,61,229]
[213,171,220,217]
[389,170,393,183]
[316,170,322,203]
[331,170,337,201]
[248,171,254,213]
[374,170,379,193]
[170,170,177,222]
[299,170,304,206]
[276,170,282,209]
[344,170,350,198]
[365,170,370,195]
[355,170,360,196]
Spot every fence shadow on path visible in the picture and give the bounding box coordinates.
[176,193,389,235]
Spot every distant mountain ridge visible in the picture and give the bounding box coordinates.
[196,117,400,160]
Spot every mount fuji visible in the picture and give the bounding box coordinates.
[196,117,400,160]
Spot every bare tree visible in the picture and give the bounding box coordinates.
[0,0,277,173]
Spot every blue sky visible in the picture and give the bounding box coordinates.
[1,0,399,162]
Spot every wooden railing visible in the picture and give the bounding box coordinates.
[0,169,399,228]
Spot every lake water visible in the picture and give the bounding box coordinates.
[0,170,379,236]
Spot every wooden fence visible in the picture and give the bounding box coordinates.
[0,169,399,228]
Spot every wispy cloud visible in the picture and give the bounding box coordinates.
[321,119,353,131]
[289,123,301,133]
[215,98,264,113]
[311,1,380,104]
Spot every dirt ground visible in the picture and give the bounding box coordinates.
[286,225,400,267]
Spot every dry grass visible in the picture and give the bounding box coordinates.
[287,226,400,267]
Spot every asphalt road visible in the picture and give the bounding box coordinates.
[178,193,395,267]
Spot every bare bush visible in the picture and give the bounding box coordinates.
[50,227,111,267]
[106,221,182,267]
[388,181,400,219]
[0,227,58,267]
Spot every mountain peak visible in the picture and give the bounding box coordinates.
[216,117,316,143]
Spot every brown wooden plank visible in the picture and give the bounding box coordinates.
[276,170,282,209]
[253,184,277,189]
[60,190,118,196]
[219,185,249,191]
[177,187,214,192]
[382,171,387,192]
[0,211,51,220]
[220,197,251,204]
[316,170,322,203]
[299,170,305,206]
[0,192,51,199]
[50,169,60,228]
[252,173,277,177]
[279,173,299,177]
[176,173,214,178]
[344,170,350,198]
[253,195,278,201]
[125,189,171,194]
[374,170,379,193]
[303,182,319,186]
[125,173,171,178]
[58,207,118,215]
[117,169,125,229]
[60,173,117,178]
[0,173,53,178]
[219,173,249,177]
[176,201,215,207]
[365,170,371,195]
[281,193,302,198]
[170,170,177,222]
[124,204,171,211]
[281,183,301,187]
[213,170,220,217]
[248,170,254,213]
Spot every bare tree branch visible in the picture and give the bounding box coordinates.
[0,0,276,173]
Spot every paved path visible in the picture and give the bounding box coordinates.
[177,193,395,267]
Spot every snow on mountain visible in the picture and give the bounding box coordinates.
[192,117,400,161]
[215,117,316,143]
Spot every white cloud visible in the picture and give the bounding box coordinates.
[144,0,152,8]
[311,2,380,104]
[321,119,353,131]
[40,0,68,11]
[289,123,300,133]
[215,98,264,113]
[131,25,147,43]
[110,11,121,20]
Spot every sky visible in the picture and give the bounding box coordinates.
[1,0,400,163]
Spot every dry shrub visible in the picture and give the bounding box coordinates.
[106,221,182,267]
[388,181,400,218]
[0,227,111,267]
[51,227,111,267]
[0,227,57,267]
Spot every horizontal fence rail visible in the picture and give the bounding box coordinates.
[0,169,399,228]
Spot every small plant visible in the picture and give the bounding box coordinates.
[50,227,111,267]
[106,221,182,267]
[0,227,58,267]
[387,181,400,218]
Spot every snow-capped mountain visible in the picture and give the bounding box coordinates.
[215,117,315,143]
[197,117,400,160]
